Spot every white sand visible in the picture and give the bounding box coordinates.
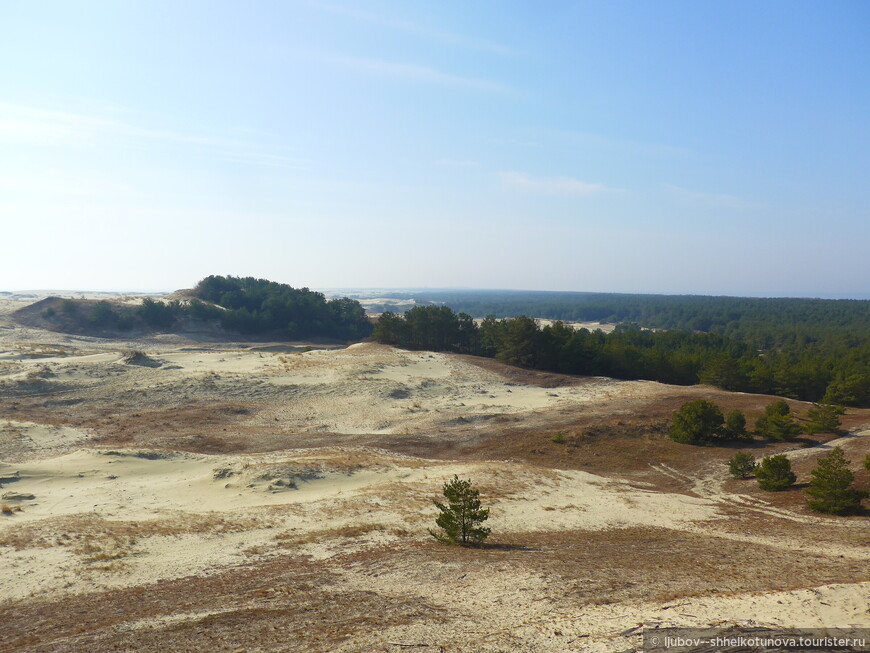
[0,446,728,605]
[0,448,719,530]
[1,341,670,436]
[0,420,94,455]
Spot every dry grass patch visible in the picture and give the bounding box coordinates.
[0,555,447,652]
[456,354,585,388]
[340,525,870,607]
[0,512,265,551]
[75,536,137,568]
[274,522,409,547]
[293,447,432,471]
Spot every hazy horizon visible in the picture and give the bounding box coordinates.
[2,1,867,296]
[3,284,869,302]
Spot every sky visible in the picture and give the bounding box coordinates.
[1,1,868,297]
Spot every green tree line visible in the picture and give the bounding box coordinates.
[373,306,870,407]
[50,276,373,341]
[377,290,870,345]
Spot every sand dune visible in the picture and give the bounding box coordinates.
[1,301,869,651]
[0,340,670,437]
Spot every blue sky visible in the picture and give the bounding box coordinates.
[1,1,867,296]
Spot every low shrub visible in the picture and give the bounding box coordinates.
[755,454,796,491]
[728,451,756,479]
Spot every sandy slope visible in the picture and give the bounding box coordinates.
[0,338,670,438]
[0,447,723,600]
[2,420,868,650]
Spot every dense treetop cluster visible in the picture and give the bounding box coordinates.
[43,276,372,342]
[192,275,372,340]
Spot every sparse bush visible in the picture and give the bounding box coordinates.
[137,297,181,329]
[42,307,56,319]
[865,453,870,471]
[755,454,796,491]
[728,451,756,479]
[115,314,135,331]
[805,447,868,514]
[89,300,117,328]
[765,399,791,417]
[77,537,135,563]
[669,399,724,445]
[755,401,802,441]
[429,475,490,546]
[1,504,13,515]
[187,298,222,321]
[551,432,566,444]
[804,403,844,434]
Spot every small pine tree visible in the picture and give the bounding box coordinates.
[755,401,802,441]
[669,399,724,445]
[728,451,756,479]
[429,475,491,546]
[723,409,750,440]
[755,454,796,491]
[805,447,868,514]
[804,403,844,435]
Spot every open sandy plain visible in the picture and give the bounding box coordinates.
[1,294,869,652]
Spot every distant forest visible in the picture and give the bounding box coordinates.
[42,276,372,341]
[372,293,870,408]
[377,290,870,346]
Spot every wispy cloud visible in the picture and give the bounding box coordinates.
[0,102,117,146]
[0,101,303,168]
[500,171,612,196]
[490,137,540,148]
[214,152,307,169]
[0,101,232,146]
[323,54,510,93]
[0,174,135,197]
[437,159,480,168]
[307,1,513,55]
[663,183,762,210]
[558,131,693,159]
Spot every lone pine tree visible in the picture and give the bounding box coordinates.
[429,475,491,546]
[805,447,868,514]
